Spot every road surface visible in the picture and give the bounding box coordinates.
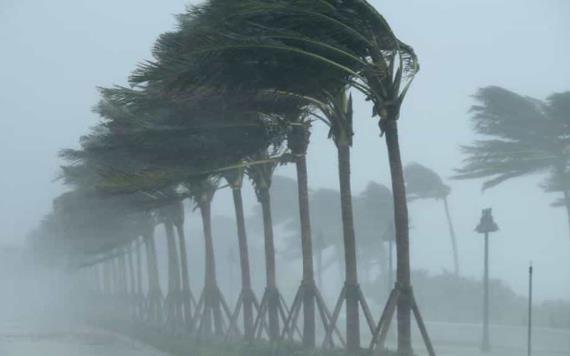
[0,318,169,356]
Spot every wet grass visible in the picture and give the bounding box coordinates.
[94,319,397,356]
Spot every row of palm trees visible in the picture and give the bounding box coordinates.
[29,1,434,355]
[273,166,459,290]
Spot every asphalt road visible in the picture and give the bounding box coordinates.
[394,321,570,356]
[0,318,169,356]
[1,316,568,356]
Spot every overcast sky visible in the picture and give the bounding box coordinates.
[1,0,569,301]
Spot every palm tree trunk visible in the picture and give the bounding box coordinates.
[94,264,101,294]
[295,154,317,347]
[259,187,280,341]
[563,191,570,239]
[443,197,460,275]
[147,235,161,294]
[337,143,360,351]
[135,237,144,319]
[111,257,118,296]
[232,187,254,341]
[119,253,128,297]
[175,221,193,329]
[165,221,182,323]
[127,245,135,295]
[200,200,223,336]
[384,120,412,355]
[103,259,111,295]
[127,245,136,317]
[145,230,162,322]
[144,239,152,291]
[116,255,122,296]
[135,239,142,293]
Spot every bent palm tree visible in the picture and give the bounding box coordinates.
[222,167,256,341]
[246,150,287,342]
[456,87,570,237]
[405,162,459,275]
[285,116,344,348]
[130,1,426,353]
[318,90,370,350]
[287,121,317,347]
[187,177,232,337]
[170,200,195,330]
[159,203,184,328]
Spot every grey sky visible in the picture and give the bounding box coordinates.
[1,1,569,301]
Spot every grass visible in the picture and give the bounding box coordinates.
[94,319,399,356]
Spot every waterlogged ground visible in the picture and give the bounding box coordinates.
[0,316,569,356]
[0,318,170,356]
[0,266,171,356]
[405,321,570,356]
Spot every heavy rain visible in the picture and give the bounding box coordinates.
[1,1,569,355]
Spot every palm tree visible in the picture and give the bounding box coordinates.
[51,186,156,317]
[268,178,340,289]
[97,84,284,319]
[283,184,389,291]
[58,160,169,322]
[246,150,286,341]
[142,216,163,323]
[317,90,368,350]
[159,203,184,328]
[286,118,318,347]
[133,235,146,320]
[405,162,459,275]
[130,6,348,347]
[128,1,427,352]
[283,180,394,292]
[169,200,195,330]
[456,87,570,237]
[222,167,256,341]
[186,177,233,337]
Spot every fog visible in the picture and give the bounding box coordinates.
[1,1,569,355]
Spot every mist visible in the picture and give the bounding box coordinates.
[1,1,569,356]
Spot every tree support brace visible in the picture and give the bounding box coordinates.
[253,287,296,341]
[369,285,436,356]
[281,281,345,348]
[323,282,374,349]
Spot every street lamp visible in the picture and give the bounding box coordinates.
[476,208,498,353]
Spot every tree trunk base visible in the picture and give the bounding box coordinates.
[165,290,185,331]
[191,284,233,338]
[253,287,293,341]
[182,289,198,331]
[226,288,259,341]
[283,280,346,348]
[369,286,435,356]
[322,283,375,351]
[146,289,164,324]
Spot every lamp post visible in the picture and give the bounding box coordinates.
[475,208,499,353]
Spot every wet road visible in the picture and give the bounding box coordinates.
[404,321,570,356]
[0,318,170,356]
[0,264,171,356]
[1,317,569,356]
